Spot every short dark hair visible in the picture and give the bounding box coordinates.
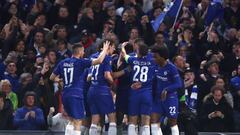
[134,38,144,45]
[23,91,36,105]
[138,43,149,57]
[211,85,225,95]
[72,44,84,54]
[56,39,67,46]
[151,45,169,60]
[97,38,115,51]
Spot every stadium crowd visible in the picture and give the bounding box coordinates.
[0,0,240,134]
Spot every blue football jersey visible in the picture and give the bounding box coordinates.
[53,57,92,97]
[90,52,112,87]
[154,61,182,95]
[127,55,156,91]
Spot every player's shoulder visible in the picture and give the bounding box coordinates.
[90,52,100,59]
[166,61,177,69]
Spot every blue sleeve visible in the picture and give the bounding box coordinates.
[34,108,45,125]
[126,56,136,65]
[83,58,93,68]
[14,109,26,126]
[103,57,112,72]
[53,62,62,75]
[165,66,183,92]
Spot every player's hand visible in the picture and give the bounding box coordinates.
[121,42,128,48]
[131,82,142,90]
[160,90,167,101]
[103,40,110,52]
[121,42,128,56]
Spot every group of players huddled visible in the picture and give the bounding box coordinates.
[50,38,182,135]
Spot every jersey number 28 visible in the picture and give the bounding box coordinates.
[133,65,148,82]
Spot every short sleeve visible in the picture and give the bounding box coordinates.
[170,65,180,79]
[53,62,62,75]
[83,58,93,68]
[103,57,112,72]
[127,56,136,65]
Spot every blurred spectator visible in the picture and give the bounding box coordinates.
[224,0,240,29]
[0,79,18,111]
[3,61,20,92]
[47,107,68,131]
[230,64,240,132]
[198,60,221,104]
[78,29,97,57]
[178,67,199,135]
[14,91,45,130]
[28,30,45,55]
[200,85,234,132]
[0,91,13,130]
[56,39,72,61]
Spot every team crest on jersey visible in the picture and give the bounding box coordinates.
[164,71,168,75]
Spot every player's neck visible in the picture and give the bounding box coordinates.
[72,54,81,59]
[159,60,167,67]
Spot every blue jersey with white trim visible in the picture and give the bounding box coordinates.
[53,57,92,97]
[154,61,182,95]
[90,52,112,87]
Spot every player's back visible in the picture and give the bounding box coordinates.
[128,55,156,92]
[90,52,112,87]
[56,57,92,97]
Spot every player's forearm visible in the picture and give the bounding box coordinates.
[165,77,182,92]
[92,50,107,65]
[112,70,125,79]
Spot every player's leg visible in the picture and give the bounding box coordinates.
[128,116,138,135]
[128,94,140,135]
[81,118,91,135]
[87,87,101,135]
[72,119,82,135]
[116,90,128,135]
[89,114,101,135]
[97,88,116,135]
[140,91,152,135]
[165,96,179,135]
[82,87,91,135]
[116,111,124,135]
[151,98,164,135]
[108,112,117,135]
[151,113,162,135]
[141,115,150,135]
[63,96,85,135]
[168,118,179,135]
[65,119,74,135]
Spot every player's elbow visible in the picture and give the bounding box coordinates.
[105,72,114,84]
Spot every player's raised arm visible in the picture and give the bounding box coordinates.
[121,42,130,63]
[92,40,110,65]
